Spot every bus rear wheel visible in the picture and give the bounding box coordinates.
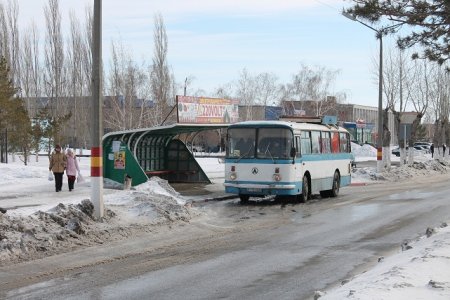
[330,171,340,197]
[298,175,309,203]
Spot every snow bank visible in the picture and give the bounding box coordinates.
[321,223,450,300]
[352,143,377,157]
[0,163,47,182]
[352,159,450,184]
[0,168,194,265]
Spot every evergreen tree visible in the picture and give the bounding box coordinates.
[0,56,33,165]
[0,56,18,130]
[345,0,450,66]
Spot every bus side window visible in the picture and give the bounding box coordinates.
[311,131,320,154]
[301,131,312,154]
[321,131,331,154]
[331,132,340,153]
[339,132,349,152]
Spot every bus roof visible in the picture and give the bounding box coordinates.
[228,120,347,132]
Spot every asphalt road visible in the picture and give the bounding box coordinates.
[2,173,450,300]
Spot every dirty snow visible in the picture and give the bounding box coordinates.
[0,155,195,265]
[1,149,450,300]
[321,222,450,300]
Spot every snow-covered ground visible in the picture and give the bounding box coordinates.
[1,146,450,299]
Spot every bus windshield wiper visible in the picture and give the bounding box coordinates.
[264,144,275,163]
[236,147,254,162]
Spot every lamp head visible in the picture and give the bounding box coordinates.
[342,11,357,21]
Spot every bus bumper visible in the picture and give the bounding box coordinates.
[224,182,299,196]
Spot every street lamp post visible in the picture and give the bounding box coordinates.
[343,12,384,172]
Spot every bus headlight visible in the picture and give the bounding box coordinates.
[273,173,282,181]
[230,172,237,180]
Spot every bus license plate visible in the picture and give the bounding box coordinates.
[247,188,262,192]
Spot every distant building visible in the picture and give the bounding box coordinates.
[280,100,397,145]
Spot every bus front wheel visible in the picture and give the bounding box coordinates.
[298,175,309,203]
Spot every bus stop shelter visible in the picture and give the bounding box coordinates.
[103,123,229,187]
[102,95,239,187]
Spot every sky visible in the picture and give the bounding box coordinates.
[12,0,403,107]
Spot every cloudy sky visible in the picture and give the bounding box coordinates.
[14,0,402,107]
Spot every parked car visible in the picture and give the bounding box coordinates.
[414,142,432,147]
[414,142,431,153]
[392,145,426,157]
[392,147,401,157]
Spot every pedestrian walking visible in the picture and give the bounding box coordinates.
[430,143,434,158]
[49,145,67,192]
[65,148,80,191]
[443,144,446,157]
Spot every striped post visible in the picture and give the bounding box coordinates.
[90,147,103,177]
[90,146,104,218]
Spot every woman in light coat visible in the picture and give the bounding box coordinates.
[65,148,80,191]
[49,144,67,192]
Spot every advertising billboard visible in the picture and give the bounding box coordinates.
[177,95,239,124]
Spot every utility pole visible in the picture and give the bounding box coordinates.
[91,0,104,218]
[342,12,398,173]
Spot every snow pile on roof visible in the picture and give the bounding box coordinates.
[351,142,377,157]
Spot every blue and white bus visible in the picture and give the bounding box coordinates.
[224,117,353,202]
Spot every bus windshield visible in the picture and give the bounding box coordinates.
[257,128,293,159]
[227,128,256,158]
[227,127,293,159]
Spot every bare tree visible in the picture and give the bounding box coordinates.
[282,63,340,116]
[76,5,93,150]
[44,0,65,119]
[213,83,233,99]
[234,68,259,120]
[428,66,450,158]
[404,60,432,162]
[20,22,40,115]
[105,39,130,130]
[0,3,8,59]
[149,13,173,125]
[5,0,20,89]
[65,11,88,147]
[377,47,413,166]
[105,39,152,131]
[255,72,280,106]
